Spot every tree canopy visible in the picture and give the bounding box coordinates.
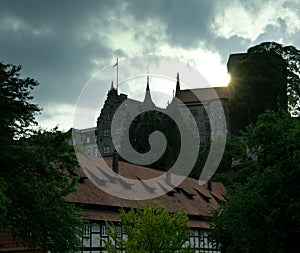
[105,203,193,253]
[210,111,300,253]
[0,62,82,252]
[229,42,300,123]
[210,42,300,252]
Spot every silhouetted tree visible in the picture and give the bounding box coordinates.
[0,62,82,252]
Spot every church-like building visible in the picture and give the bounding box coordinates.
[95,72,234,158]
[95,76,161,158]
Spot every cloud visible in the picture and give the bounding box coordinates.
[0,0,118,105]
[124,0,215,48]
[1,0,300,129]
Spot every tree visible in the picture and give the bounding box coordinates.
[210,111,300,253]
[104,202,193,253]
[229,42,300,124]
[0,62,82,252]
[213,135,249,187]
[128,109,182,172]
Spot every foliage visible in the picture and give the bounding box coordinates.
[128,109,181,171]
[217,136,247,171]
[104,203,193,253]
[0,62,82,252]
[210,111,300,253]
[229,42,300,123]
[127,102,203,179]
[213,135,254,187]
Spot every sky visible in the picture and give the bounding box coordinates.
[1,0,300,130]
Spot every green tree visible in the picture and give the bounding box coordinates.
[0,62,82,252]
[229,42,300,124]
[105,203,193,253]
[213,135,249,187]
[128,109,182,172]
[210,111,300,253]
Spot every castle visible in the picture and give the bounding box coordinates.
[94,75,233,158]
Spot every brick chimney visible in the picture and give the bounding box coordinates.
[112,150,119,174]
[166,171,171,185]
[207,179,212,191]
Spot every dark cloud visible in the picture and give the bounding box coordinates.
[0,0,299,128]
[209,35,252,63]
[0,0,117,106]
[125,0,214,48]
[254,22,287,46]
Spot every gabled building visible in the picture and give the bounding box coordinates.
[96,82,132,158]
[68,153,226,252]
[171,72,233,145]
[72,127,99,157]
[96,78,160,158]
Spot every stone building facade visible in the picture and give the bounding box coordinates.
[94,72,233,158]
[82,53,273,158]
[172,73,232,147]
[95,84,131,158]
[95,78,159,158]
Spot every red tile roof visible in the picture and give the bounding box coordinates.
[68,154,226,228]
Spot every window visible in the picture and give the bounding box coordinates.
[185,229,221,251]
[86,148,91,155]
[93,147,98,157]
[86,136,90,143]
[103,145,110,155]
[191,109,198,117]
[102,225,108,236]
[116,226,122,237]
[115,128,122,135]
[83,224,90,237]
[103,128,110,137]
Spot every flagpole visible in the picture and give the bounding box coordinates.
[116,58,118,92]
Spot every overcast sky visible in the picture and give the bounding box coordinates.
[1,0,300,130]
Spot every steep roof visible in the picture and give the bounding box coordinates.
[68,154,226,228]
[176,86,233,106]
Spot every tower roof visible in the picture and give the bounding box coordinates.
[110,80,114,90]
[175,72,180,97]
[143,75,155,108]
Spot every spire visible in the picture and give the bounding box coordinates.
[110,80,114,90]
[146,75,150,91]
[143,75,155,107]
[175,72,180,97]
[108,80,117,95]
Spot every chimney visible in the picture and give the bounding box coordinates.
[207,179,212,191]
[112,150,119,174]
[166,171,171,185]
